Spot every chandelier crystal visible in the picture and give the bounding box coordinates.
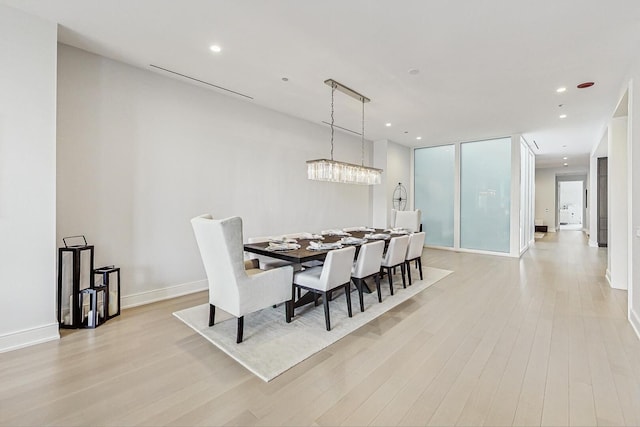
[307,79,382,185]
[306,159,382,185]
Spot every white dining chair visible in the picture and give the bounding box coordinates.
[191,214,294,343]
[292,246,356,331]
[380,235,410,294]
[405,232,426,286]
[246,236,294,270]
[351,240,385,311]
[392,209,422,232]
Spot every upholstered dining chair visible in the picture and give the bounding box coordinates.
[405,232,426,286]
[380,235,410,294]
[392,209,422,232]
[292,246,356,331]
[191,214,294,343]
[351,240,385,310]
[246,236,294,270]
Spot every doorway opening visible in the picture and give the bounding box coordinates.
[558,180,584,230]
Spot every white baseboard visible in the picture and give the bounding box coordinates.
[630,308,640,342]
[588,239,598,247]
[423,245,517,258]
[606,269,612,286]
[0,323,59,354]
[121,279,208,309]
[548,227,557,232]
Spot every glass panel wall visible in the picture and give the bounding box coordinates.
[460,138,511,253]
[414,145,455,247]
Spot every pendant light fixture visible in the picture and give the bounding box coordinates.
[306,79,382,185]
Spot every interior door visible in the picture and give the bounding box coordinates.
[597,157,608,247]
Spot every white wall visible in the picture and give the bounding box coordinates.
[57,45,373,306]
[0,5,58,352]
[535,168,557,231]
[608,117,628,290]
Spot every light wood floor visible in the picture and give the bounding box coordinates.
[2,231,640,426]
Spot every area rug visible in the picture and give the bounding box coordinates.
[173,266,452,382]
[534,232,546,239]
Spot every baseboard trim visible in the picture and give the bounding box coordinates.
[588,239,598,247]
[423,245,517,258]
[0,323,59,354]
[606,269,612,286]
[121,279,208,309]
[630,309,640,342]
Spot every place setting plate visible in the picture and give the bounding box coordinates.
[266,242,301,251]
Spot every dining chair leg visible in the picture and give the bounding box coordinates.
[236,316,244,343]
[387,267,394,295]
[297,287,301,299]
[314,292,320,307]
[285,300,292,323]
[406,260,413,286]
[400,263,407,288]
[352,278,365,312]
[209,304,216,327]
[322,292,331,331]
[374,273,382,303]
[344,283,353,317]
[418,258,423,280]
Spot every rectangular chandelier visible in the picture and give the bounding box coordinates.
[307,159,382,185]
[307,79,383,185]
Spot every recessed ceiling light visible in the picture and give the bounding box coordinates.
[562,145,567,147]
[385,123,392,127]
[281,77,289,82]
[209,45,222,53]
[556,87,566,93]
[577,81,595,89]
[563,156,568,160]
[563,163,568,166]
[404,131,408,134]
[559,114,567,119]
[408,68,420,75]
[416,136,422,140]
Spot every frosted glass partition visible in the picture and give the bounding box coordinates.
[414,145,455,247]
[460,138,511,253]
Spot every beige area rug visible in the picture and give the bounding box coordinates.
[173,266,452,382]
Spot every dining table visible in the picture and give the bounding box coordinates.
[243,228,408,308]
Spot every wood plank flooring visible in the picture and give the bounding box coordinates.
[2,231,639,426]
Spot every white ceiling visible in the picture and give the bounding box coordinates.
[4,0,640,168]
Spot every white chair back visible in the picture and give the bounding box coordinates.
[353,241,385,279]
[382,235,410,267]
[406,232,426,260]
[284,232,310,239]
[247,236,269,259]
[393,209,422,232]
[191,215,249,313]
[318,246,356,291]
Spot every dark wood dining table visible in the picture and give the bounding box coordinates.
[243,229,405,308]
[243,229,389,264]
